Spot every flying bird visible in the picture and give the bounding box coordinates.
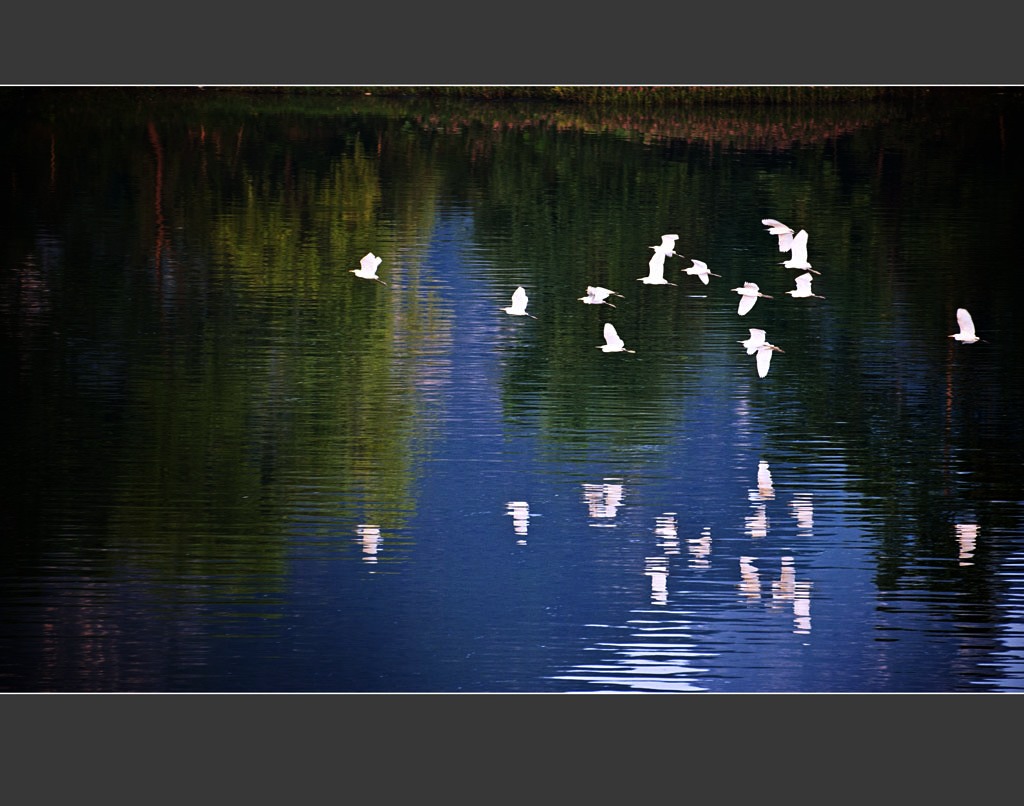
[351,252,387,285]
[754,341,784,378]
[650,233,680,257]
[739,328,767,355]
[681,258,722,285]
[731,282,773,316]
[762,218,795,252]
[503,286,537,318]
[949,308,981,343]
[579,285,624,307]
[786,272,825,299]
[597,322,635,353]
[781,230,819,274]
[739,328,784,376]
[638,249,678,285]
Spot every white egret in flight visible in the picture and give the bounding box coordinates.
[681,258,722,285]
[638,249,677,285]
[786,272,825,299]
[781,230,819,273]
[503,286,537,318]
[650,233,680,257]
[949,308,981,343]
[754,341,784,378]
[579,285,624,307]
[731,281,773,315]
[762,218,795,252]
[739,327,767,355]
[351,252,387,285]
[597,322,635,353]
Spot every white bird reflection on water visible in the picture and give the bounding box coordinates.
[641,513,681,607]
[738,555,813,632]
[745,461,774,538]
[506,500,531,545]
[687,526,712,570]
[745,501,769,539]
[756,461,775,499]
[642,514,681,606]
[644,556,670,606]
[654,513,680,555]
[771,556,813,634]
[791,492,815,532]
[355,524,382,565]
[582,478,625,526]
[739,556,762,600]
[956,522,978,567]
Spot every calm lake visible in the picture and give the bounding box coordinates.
[3,87,1024,692]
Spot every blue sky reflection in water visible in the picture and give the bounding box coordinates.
[2,88,1024,692]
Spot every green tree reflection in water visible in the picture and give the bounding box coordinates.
[3,90,458,598]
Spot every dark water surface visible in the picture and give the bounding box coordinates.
[3,87,1024,692]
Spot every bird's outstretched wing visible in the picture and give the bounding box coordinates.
[603,322,624,350]
[956,308,976,339]
[763,219,795,252]
[790,230,808,262]
[762,218,792,234]
[742,328,766,355]
[360,252,381,273]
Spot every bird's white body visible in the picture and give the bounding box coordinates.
[950,308,980,343]
[351,252,387,284]
[732,282,773,316]
[579,285,623,307]
[682,258,721,285]
[755,342,784,378]
[762,218,795,252]
[638,250,677,285]
[786,272,825,299]
[597,322,634,353]
[504,286,536,318]
[740,328,767,355]
[781,229,818,273]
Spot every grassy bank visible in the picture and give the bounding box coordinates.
[240,85,952,106]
